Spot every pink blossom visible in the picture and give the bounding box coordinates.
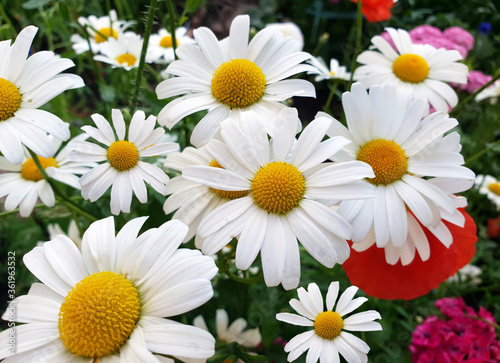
[409,25,443,40]
[459,70,493,93]
[444,26,475,51]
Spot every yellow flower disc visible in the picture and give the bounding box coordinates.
[488,182,500,196]
[58,271,141,358]
[211,58,266,109]
[0,78,22,121]
[208,159,250,200]
[159,35,178,48]
[95,27,118,43]
[314,311,344,340]
[251,161,305,214]
[107,140,139,171]
[357,139,408,185]
[392,54,430,83]
[116,53,137,66]
[20,157,58,181]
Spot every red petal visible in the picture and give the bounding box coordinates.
[351,0,395,22]
[343,208,477,300]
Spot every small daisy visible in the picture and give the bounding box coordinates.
[68,109,179,215]
[156,14,316,147]
[447,263,482,285]
[94,32,144,70]
[328,83,475,265]
[70,9,134,54]
[182,107,375,290]
[148,27,194,64]
[276,281,382,363]
[475,79,500,105]
[0,26,84,165]
[194,309,261,348]
[475,174,500,210]
[308,56,351,82]
[163,146,242,247]
[354,27,468,112]
[0,136,94,217]
[0,216,217,362]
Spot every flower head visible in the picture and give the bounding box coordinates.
[156,14,316,147]
[0,216,217,361]
[94,32,145,70]
[476,79,500,105]
[475,174,500,210]
[0,26,84,164]
[307,56,351,82]
[276,282,382,362]
[264,22,304,50]
[351,0,395,22]
[354,28,468,112]
[147,27,194,64]
[68,109,179,215]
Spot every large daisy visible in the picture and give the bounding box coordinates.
[156,14,316,147]
[354,27,468,112]
[0,26,84,164]
[182,107,375,290]
[68,109,179,215]
[0,216,217,362]
[327,83,475,266]
[276,281,382,362]
[0,135,94,217]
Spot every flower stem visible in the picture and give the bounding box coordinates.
[323,79,341,115]
[129,0,158,115]
[166,0,178,60]
[464,138,500,167]
[451,70,500,117]
[347,0,363,91]
[226,270,264,285]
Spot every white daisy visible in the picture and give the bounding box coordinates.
[308,56,351,82]
[0,26,84,165]
[475,79,500,105]
[163,146,244,247]
[447,263,482,285]
[475,174,500,210]
[94,32,144,70]
[182,107,375,290]
[264,22,304,50]
[70,9,134,54]
[276,281,382,363]
[67,109,179,215]
[156,14,316,147]
[327,83,475,265]
[42,219,82,249]
[148,27,194,64]
[354,27,468,112]
[0,216,217,362]
[194,309,261,348]
[0,135,94,217]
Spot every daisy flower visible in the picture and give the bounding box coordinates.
[70,9,134,54]
[308,56,351,82]
[182,107,375,290]
[94,32,145,70]
[276,281,382,362]
[0,216,217,362]
[41,219,82,248]
[264,22,304,50]
[156,14,316,147]
[0,26,84,165]
[0,136,94,217]
[194,309,261,348]
[68,109,179,215]
[475,174,500,210]
[163,146,242,247]
[354,27,468,112]
[147,27,194,64]
[327,83,475,266]
[475,79,500,105]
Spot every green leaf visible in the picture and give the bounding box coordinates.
[22,0,52,9]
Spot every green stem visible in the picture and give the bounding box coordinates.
[0,3,17,38]
[465,313,500,331]
[451,70,500,117]
[28,150,98,222]
[82,24,103,84]
[129,0,158,115]
[323,79,341,115]
[226,270,264,284]
[166,0,178,60]
[464,138,500,167]
[347,0,363,91]
[0,204,48,218]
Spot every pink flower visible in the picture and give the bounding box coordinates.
[444,26,475,51]
[459,70,493,93]
[409,25,443,40]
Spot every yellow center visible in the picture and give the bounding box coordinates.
[159,35,178,48]
[20,157,58,181]
[314,311,344,340]
[208,159,250,200]
[211,58,266,109]
[329,71,336,77]
[251,161,305,214]
[392,54,430,83]
[116,53,137,66]
[58,271,141,359]
[357,139,408,185]
[107,140,139,171]
[0,78,22,121]
[488,182,500,196]
[94,27,118,43]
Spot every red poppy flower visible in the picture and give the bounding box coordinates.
[351,0,395,22]
[343,208,477,300]
[487,214,500,239]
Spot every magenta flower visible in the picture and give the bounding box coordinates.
[444,26,475,51]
